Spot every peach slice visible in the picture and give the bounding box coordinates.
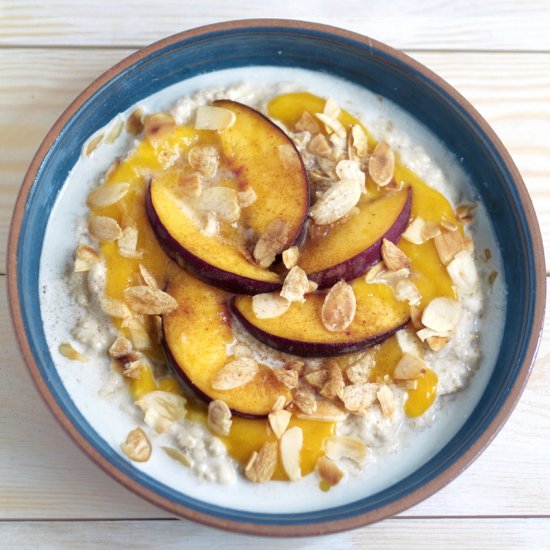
[231,279,410,357]
[162,270,291,417]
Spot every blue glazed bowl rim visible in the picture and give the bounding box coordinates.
[7,19,546,536]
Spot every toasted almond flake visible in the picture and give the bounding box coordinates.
[320,361,345,400]
[489,270,498,286]
[245,441,278,483]
[310,178,362,225]
[237,186,257,208]
[285,359,305,376]
[268,409,292,439]
[144,112,175,145]
[74,258,91,273]
[124,286,178,315]
[401,217,427,245]
[335,160,365,185]
[321,280,356,332]
[252,293,290,319]
[139,264,158,289]
[341,383,379,412]
[272,395,287,412]
[304,369,328,389]
[207,400,232,436]
[280,427,303,481]
[422,297,461,333]
[120,427,151,462]
[105,119,123,144]
[381,238,411,271]
[377,385,395,417]
[421,220,442,241]
[233,343,253,358]
[273,368,299,389]
[194,105,236,132]
[294,400,347,422]
[58,342,89,362]
[316,456,344,486]
[368,141,394,186]
[135,391,186,433]
[365,262,385,283]
[253,219,290,268]
[426,335,450,351]
[126,108,144,135]
[394,353,426,380]
[293,111,321,134]
[202,212,218,236]
[441,218,459,231]
[100,295,130,319]
[292,387,317,415]
[76,244,101,266]
[188,145,219,177]
[117,226,142,259]
[84,133,104,156]
[88,215,123,242]
[87,182,130,209]
[122,359,143,379]
[211,357,258,390]
[315,112,346,137]
[434,229,464,265]
[178,172,202,197]
[323,97,341,119]
[325,435,367,462]
[447,250,479,293]
[346,355,374,385]
[393,279,422,306]
[410,306,423,330]
[198,186,240,222]
[395,327,424,358]
[307,133,332,157]
[375,267,411,284]
[351,124,368,158]
[397,379,419,390]
[308,280,319,293]
[280,266,309,303]
[125,317,151,350]
[108,336,132,358]
[416,327,444,342]
[282,246,299,269]
[162,446,192,467]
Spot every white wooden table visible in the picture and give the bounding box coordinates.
[1,2,549,547]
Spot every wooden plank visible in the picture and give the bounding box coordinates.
[1,49,549,270]
[1,272,549,519]
[1,1,550,51]
[0,518,548,548]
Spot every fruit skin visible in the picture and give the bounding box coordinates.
[230,279,410,358]
[302,187,412,289]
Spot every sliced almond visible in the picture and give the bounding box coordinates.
[314,112,346,137]
[320,361,345,400]
[365,262,385,283]
[410,305,423,329]
[381,238,411,271]
[304,369,328,389]
[322,281,356,332]
[420,220,442,241]
[293,111,321,134]
[139,264,158,289]
[377,385,395,417]
[202,212,218,236]
[144,112,176,145]
[87,182,130,210]
[307,133,332,157]
[324,435,367,462]
[198,186,240,222]
[124,286,178,315]
[178,172,202,197]
[233,343,253,358]
[280,426,303,481]
[310,178,361,225]
[426,335,450,351]
[346,353,375,384]
[292,386,317,415]
[368,141,394,186]
[397,379,419,390]
[117,226,142,259]
[308,280,319,293]
[395,327,424,358]
[108,336,132,359]
[401,217,427,245]
[105,119,123,144]
[122,359,144,379]
[316,456,344,486]
[188,145,219,177]
[207,400,232,437]
[284,359,305,376]
[447,250,479,293]
[421,297,461,333]
[237,186,257,208]
[120,427,151,462]
[88,215,123,242]
[194,105,236,132]
[253,219,290,268]
[351,124,369,158]
[135,390,187,434]
[126,108,144,135]
[58,342,89,362]
[268,409,292,439]
[273,367,299,389]
[323,97,341,119]
[84,133,104,156]
[245,441,278,483]
[162,446,192,468]
[125,317,151,350]
[294,400,347,422]
[393,279,422,306]
[271,395,287,412]
[393,353,426,380]
[341,383,379,412]
[282,246,299,269]
[416,327,445,342]
[75,244,101,273]
[211,357,258,390]
[280,266,309,303]
[252,293,290,319]
[100,295,130,319]
[434,229,464,265]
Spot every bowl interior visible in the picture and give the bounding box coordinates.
[12,23,542,533]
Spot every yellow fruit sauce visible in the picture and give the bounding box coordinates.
[91,92,462,477]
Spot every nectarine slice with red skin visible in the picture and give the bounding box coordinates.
[231,279,410,357]
[161,270,291,418]
[299,187,412,289]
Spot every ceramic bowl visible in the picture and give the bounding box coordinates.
[8,20,545,536]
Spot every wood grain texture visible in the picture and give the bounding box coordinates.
[0,518,549,549]
[1,273,549,520]
[1,0,550,51]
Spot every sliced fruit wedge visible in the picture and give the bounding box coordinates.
[162,270,291,417]
[231,279,410,357]
[299,187,412,289]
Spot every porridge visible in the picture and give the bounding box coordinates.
[44,71,504,496]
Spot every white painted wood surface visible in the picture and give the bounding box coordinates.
[1,1,550,545]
